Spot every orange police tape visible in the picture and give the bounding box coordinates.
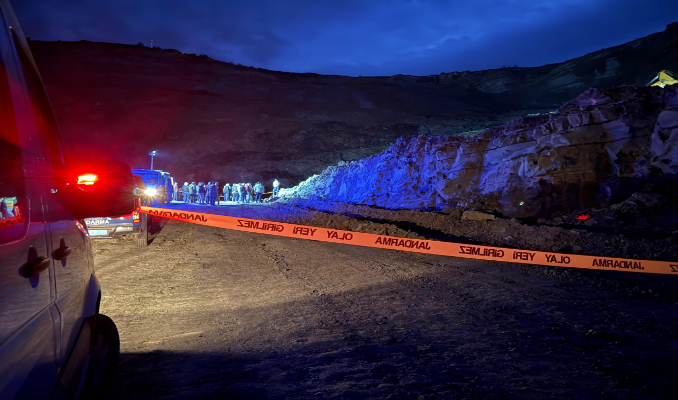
[140,206,678,276]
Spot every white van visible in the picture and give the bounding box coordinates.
[0,1,137,398]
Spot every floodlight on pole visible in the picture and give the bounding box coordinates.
[149,150,158,170]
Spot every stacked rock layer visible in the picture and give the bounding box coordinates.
[286,85,678,218]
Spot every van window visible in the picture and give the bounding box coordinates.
[11,30,66,172]
[140,176,158,185]
[0,60,27,241]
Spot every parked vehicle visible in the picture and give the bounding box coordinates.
[0,1,136,398]
[130,168,171,206]
[85,176,152,247]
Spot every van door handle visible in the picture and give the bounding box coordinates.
[53,246,72,260]
[21,257,50,278]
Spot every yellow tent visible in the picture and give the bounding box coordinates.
[648,70,678,88]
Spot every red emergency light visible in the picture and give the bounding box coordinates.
[77,174,99,186]
[576,214,591,221]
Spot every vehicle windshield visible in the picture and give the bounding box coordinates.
[135,175,158,185]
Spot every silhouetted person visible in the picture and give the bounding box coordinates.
[255,182,264,203]
[240,184,247,203]
[233,184,240,202]
[198,182,206,204]
[189,182,197,203]
[223,183,231,202]
[182,182,189,202]
[272,179,280,196]
[166,179,174,205]
[210,182,219,205]
[205,182,213,204]
[245,183,253,203]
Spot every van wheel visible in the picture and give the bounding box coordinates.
[80,314,119,399]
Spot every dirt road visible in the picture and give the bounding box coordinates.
[94,219,678,399]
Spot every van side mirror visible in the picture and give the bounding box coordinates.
[59,162,137,220]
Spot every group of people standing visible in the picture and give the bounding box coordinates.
[177,182,221,205]
[223,181,268,203]
[172,179,280,205]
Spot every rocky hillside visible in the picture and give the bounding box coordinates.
[283,85,678,221]
[30,22,678,185]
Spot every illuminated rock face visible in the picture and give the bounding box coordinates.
[287,85,678,218]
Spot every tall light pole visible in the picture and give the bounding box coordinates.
[149,150,157,170]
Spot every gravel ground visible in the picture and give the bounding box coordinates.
[93,210,678,399]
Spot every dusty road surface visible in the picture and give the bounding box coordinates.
[93,219,678,400]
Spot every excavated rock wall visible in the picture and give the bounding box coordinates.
[284,85,678,218]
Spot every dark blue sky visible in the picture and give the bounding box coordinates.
[14,0,678,76]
